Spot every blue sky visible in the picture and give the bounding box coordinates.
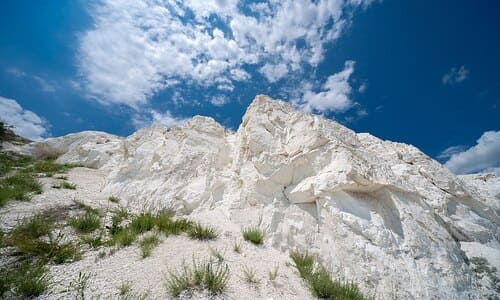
[0,0,499,175]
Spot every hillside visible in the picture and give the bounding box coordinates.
[1,95,499,299]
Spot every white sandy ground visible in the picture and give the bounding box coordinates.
[0,167,313,299]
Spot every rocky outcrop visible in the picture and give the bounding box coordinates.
[29,95,499,299]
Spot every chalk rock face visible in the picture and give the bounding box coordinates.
[29,95,499,299]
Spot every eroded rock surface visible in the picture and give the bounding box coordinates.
[29,95,500,299]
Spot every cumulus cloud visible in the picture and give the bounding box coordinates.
[295,60,356,114]
[442,65,469,85]
[78,0,375,107]
[0,96,49,141]
[444,130,500,174]
[132,109,188,129]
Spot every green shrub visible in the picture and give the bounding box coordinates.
[242,227,265,245]
[165,259,229,296]
[155,214,193,236]
[187,223,218,240]
[68,212,101,233]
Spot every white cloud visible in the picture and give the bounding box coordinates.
[210,95,229,106]
[33,76,57,93]
[437,145,467,160]
[5,68,26,78]
[132,109,188,129]
[78,0,375,107]
[0,96,49,141]
[442,65,469,85]
[296,60,356,114]
[444,130,500,174]
[259,63,288,83]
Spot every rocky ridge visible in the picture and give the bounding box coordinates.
[27,95,500,299]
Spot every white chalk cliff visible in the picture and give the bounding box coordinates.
[29,95,499,299]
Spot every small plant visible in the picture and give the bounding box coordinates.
[155,213,193,236]
[129,213,156,234]
[69,272,91,300]
[210,246,225,263]
[165,259,230,296]
[118,281,132,296]
[242,227,265,245]
[68,212,101,233]
[97,250,106,259]
[233,240,242,253]
[0,173,42,206]
[9,213,54,240]
[242,265,260,284]
[111,228,137,247]
[268,264,279,281]
[108,195,120,203]
[14,263,50,298]
[290,250,368,300]
[82,234,105,248]
[187,223,218,240]
[139,233,160,258]
[290,250,315,278]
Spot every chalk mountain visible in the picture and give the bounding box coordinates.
[27,95,500,299]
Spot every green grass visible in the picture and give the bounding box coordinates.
[22,159,74,174]
[129,213,156,234]
[290,250,368,300]
[209,246,225,263]
[110,228,137,247]
[74,200,101,215]
[187,223,219,240]
[290,250,315,279]
[0,173,42,207]
[5,216,81,264]
[10,213,54,240]
[165,259,230,296]
[118,281,132,296]
[139,233,160,258]
[155,213,193,236]
[242,227,265,245]
[68,212,101,233]
[0,152,33,176]
[0,262,50,298]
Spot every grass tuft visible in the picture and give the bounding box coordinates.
[0,174,42,206]
[68,212,101,233]
[187,223,218,240]
[129,213,156,234]
[0,262,50,298]
[139,233,160,258]
[290,250,368,300]
[110,229,137,247]
[165,259,230,296]
[233,240,242,253]
[242,227,265,245]
[242,265,260,284]
[268,264,279,281]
